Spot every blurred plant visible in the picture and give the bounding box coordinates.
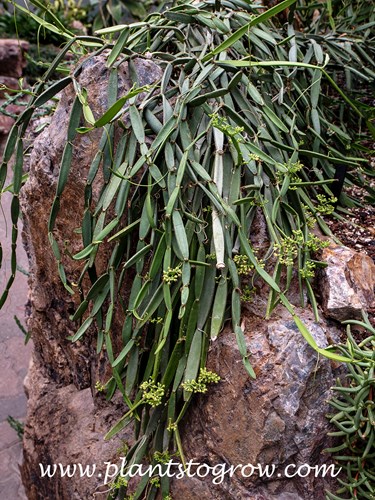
[296,0,375,37]
[89,0,169,30]
[49,0,87,23]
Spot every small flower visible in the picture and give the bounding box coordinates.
[210,113,244,141]
[275,160,304,186]
[316,194,337,215]
[234,254,254,275]
[306,233,330,252]
[150,316,163,324]
[113,476,128,489]
[182,379,207,393]
[150,477,161,488]
[95,381,106,392]
[140,379,165,407]
[163,266,182,284]
[154,451,171,464]
[248,153,261,162]
[299,260,316,279]
[241,285,255,303]
[302,205,316,228]
[274,236,298,266]
[182,368,220,393]
[199,367,221,384]
[167,419,177,432]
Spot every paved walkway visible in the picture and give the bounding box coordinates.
[0,138,30,499]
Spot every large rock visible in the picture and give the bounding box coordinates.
[171,307,342,500]
[0,39,29,78]
[22,358,128,500]
[318,244,375,321]
[0,76,21,98]
[0,41,29,134]
[20,53,163,389]
[20,53,163,498]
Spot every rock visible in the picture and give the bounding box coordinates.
[20,52,163,389]
[0,39,29,78]
[0,100,26,136]
[171,307,343,500]
[19,53,163,498]
[318,244,375,321]
[0,43,29,134]
[71,20,87,35]
[22,357,129,500]
[0,113,15,135]
[0,76,21,98]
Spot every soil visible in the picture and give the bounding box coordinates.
[324,158,375,262]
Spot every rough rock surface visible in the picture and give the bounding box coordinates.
[21,53,163,390]
[20,53,163,498]
[318,243,375,321]
[22,358,128,500]
[171,307,342,500]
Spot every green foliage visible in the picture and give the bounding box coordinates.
[325,317,375,500]
[0,0,374,498]
[0,0,72,44]
[89,0,167,30]
[296,0,375,37]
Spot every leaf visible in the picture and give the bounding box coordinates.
[123,244,152,269]
[262,105,289,133]
[107,30,129,67]
[68,317,93,342]
[184,329,202,385]
[95,86,150,128]
[172,211,189,260]
[293,315,353,363]
[112,339,135,367]
[210,276,228,339]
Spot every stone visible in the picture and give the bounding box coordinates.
[171,307,343,500]
[0,39,29,79]
[22,358,130,500]
[20,52,163,390]
[0,422,26,500]
[0,146,31,499]
[318,244,375,321]
[0,113,15,135]
[19,53,163,498]
[0,76,21,98]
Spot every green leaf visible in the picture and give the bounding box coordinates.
[95,86,150,128]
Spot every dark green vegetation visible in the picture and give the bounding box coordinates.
[6,415,24,439]
[326,315,375,500]
[0,0,374,498]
